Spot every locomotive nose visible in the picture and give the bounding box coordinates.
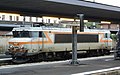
[7,46,28,56]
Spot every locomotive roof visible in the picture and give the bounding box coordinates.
[12,26,110,33]
[12,26,71,32]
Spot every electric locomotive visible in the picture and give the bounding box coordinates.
[5,26,112,63]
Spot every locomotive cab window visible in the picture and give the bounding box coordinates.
[31,31,39,37]
[13,31,30,37]
[13,31,19,37]
[31,31,46,38]
[21,31,29,37]
[13,31,46,38]
[39,32,45,37]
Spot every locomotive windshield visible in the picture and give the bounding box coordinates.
[13,31,44,38]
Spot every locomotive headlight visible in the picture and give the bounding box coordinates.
[8,45,14,51]
[20,45,28,50]
[9,45,14,48]
[20,45,24,49]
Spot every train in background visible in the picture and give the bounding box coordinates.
[5,26,113,63]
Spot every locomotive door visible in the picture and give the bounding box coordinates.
[41,32,44,50]
[39,31,45,51]
[31,31,40,51]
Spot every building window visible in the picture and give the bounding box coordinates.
[16,16,19,21]
[23,16,26,22]
[29,17,32,22]
[2,15,5,20]
[9,16,12,21]
[36,17,38,22]
[14,16,16,21]
[54,20,57,23]
[48,19,50,23]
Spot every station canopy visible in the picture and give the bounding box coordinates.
[0,0,120,23]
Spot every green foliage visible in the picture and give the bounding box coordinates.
[110,34,117,41]
[84,22,100,28]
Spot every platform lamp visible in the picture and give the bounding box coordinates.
[77,14,84,32]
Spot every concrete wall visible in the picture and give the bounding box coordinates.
[100,23,119,30]
[0,36,12,54]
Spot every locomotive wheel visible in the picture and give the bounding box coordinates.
[29,54,43,62]
[12,56,30,64]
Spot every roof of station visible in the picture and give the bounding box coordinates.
[0,0,120,22]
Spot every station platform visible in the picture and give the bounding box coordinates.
[0,55,120,75]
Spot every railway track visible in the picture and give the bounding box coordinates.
[0,52,114,66]
[0,58,12,66]
[0,49,114,65]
